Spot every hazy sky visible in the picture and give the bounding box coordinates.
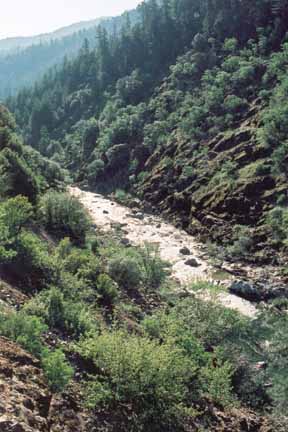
[0,0,143,39]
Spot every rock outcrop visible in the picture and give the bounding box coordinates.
[0,337,50,432]
[0,337,84,432]
[138,102,286,260]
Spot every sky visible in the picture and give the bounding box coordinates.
[0,0,143,39]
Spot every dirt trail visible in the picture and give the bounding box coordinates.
[70,187,257,318]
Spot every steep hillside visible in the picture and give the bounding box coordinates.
[3,1,288,429]
[8,0,288,264]
[2,103,287,430]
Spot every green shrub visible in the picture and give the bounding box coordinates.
[0,306,73,392]
[77,329,194,431]
[0,148,39,203]
[42,349,74,392]
[108,254,141,290]
[138,243,169,289]
[0,308,47,357]
[108,245,169,292]
[87,159,105,184]
[25,285,98,337]
[47,287,65,328]
[0,195,33,262]
[114,188,129,203]
[266,207,288,244]
[96,274,119,306]
[10,231,58,290]
[39,191,91,244]
[143,296,249,353]
[226,225,253,258]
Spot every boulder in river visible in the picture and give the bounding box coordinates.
[229,280,262,302]
[185,258,200,267]
[180,247,191,256]
[131,212,144,221]
[120,238,131,247]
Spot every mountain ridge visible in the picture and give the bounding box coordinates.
[0,17,108,55]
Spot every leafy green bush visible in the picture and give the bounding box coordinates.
[96,274,119,307]
[47,287,65,328]
[266,207,288,244]
[0,307,73,392]
[114,188,129,203]
[0,308,47,357]
[108,254,141,290]
[41,349,74,392]
[0,195,33,262]
[138,243,169,289]
[0,200,57,289]
[87,159,105,184]
[77,329,194,431]
[108,244,169,291]
[39,191,91,244]
[24,286,98,337]
[0,148,39,203]
[226,225,253,258]
[10,231,58,290]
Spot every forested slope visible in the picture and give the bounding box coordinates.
[2,1,288,428]
[1,104,285,431]
[8,0,288,263]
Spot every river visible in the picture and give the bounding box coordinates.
[70,187,257,318]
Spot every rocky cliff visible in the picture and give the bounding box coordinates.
[139,98,287,264]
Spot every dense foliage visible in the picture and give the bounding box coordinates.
[2,0,288,430]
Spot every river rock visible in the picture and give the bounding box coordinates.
[229,280,262,302]
[185,258,200,267]
[131,212,144,220]
[179,247,191,256]
[120,238,131,247]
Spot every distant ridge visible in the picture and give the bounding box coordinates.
[0,7,139,98]
[0,17,108,54]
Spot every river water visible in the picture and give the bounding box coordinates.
[70,187,257,318]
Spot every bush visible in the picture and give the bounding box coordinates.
[77,329,194,431]
[0,148,39,203]
[0,308,47,357]
[108,245,169,291]
[87,159,105,184]
[226,225,253,258]
[47,287,65,328]
[10,231,58,290]
[0,195,33,262]
[0,307,73,392]
[114,188,129,203]
[39,191,91,244]
[143,296,249,353]
[266,207,288,244]
[42,349,74,392]
[138,243,169,289]
[108,254,141,290]
[96,274,119,307]
[24,285,98,337]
